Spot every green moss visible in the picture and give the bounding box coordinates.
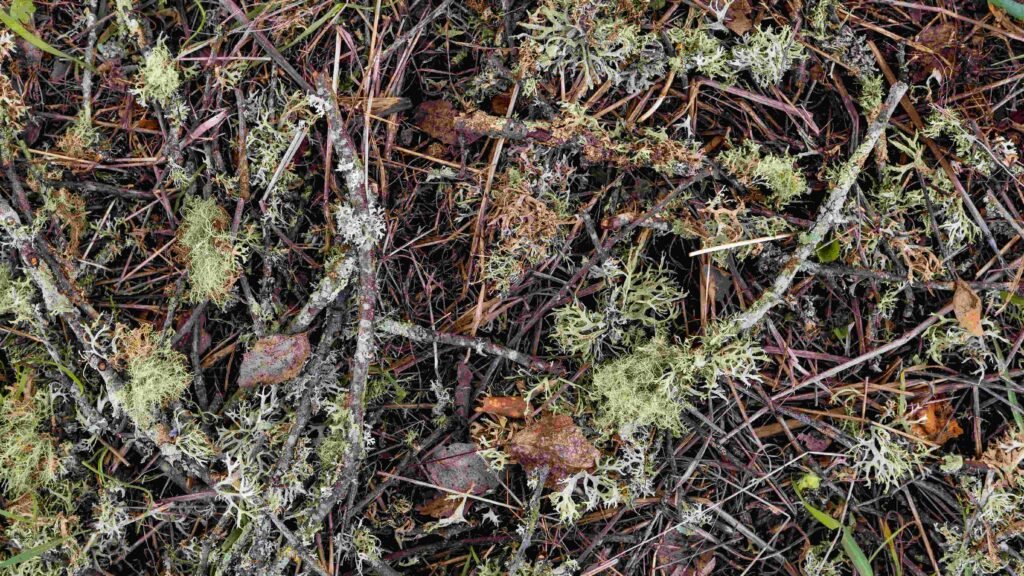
[719,140,808,208]
[132,39,181,108]
[858,73,884,116]
[179,196,245,304]
[117,325,191,428]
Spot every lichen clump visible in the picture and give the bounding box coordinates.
[0,264,36,325]
[590,325,765,437]
[719,140,808,208]
[178,196,244,304]
[133,40,181,108]
[729,26,806,88]
[0,390,62,497]
[116,325,191,428]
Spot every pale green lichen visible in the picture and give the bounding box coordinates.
[518,0,662,91]
[666,26,732,80]
[719,140,808,208]
[116,325,191,428]
[0,264,36,325]
[0,389,62,497]
[729,26,806,89]
[590,323,765,436]
[132,40,181,108]
[179,196,245,304]
[922,106,994,176]
[552,253,684,360]
[850,425,925,491]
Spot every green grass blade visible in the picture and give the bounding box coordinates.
[990,0,1024,20]
[0,535,71,568]
[0,9,93,71]
[842,527,874,576]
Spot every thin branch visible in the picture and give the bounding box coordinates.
[728,82,908,332]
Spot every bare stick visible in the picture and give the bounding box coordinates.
[377,318,566,375]
[728,82,908,332]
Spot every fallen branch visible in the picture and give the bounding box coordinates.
[377,318,566,375]
[728,81,908,332]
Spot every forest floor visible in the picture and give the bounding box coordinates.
[2,0,1024,575]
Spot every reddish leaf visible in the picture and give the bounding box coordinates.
[416,494,471,519]
[237,333,311,388]
[476,396,529,419]
[424,443,499,496]
[414,100,460,146]
[508,414,600,485]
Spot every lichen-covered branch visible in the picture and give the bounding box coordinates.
[377,318,566,375]
[727,81,908,332]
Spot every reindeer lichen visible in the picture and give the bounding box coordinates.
[132,39,181,108]
[178,196,245,304]
[0,264,36,325]
[0,389,63,497]
[116,325,191,428]
[590,323,764,437]
[729,26,806,89]
[719,140,808,208]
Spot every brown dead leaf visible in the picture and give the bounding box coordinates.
[416,494,471,519]
[476,396,530,419]
[725,0,753,35]
[953,278,984,337]
[909,401,964,445]
[237,333,311,388]
[508,414,600,485]
[413,100,460,146]
[423,443,499,495]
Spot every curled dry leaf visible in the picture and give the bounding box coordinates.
[237,332,311,388]
[953,278,984,337]
[476,396,530,419]
[508,413,600,485]
[909,401,964,444]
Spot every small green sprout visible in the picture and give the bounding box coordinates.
[178,196,245,304]
[116,325,191,428]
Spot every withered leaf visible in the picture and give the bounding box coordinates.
[953,278,984,337]
[725,0,753,35]
[476,396,530,419]
[237,333,311,388]
[910,401,964,445]
[508,414,600,485]
[413,100,460,146]
[423,443,499,496]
